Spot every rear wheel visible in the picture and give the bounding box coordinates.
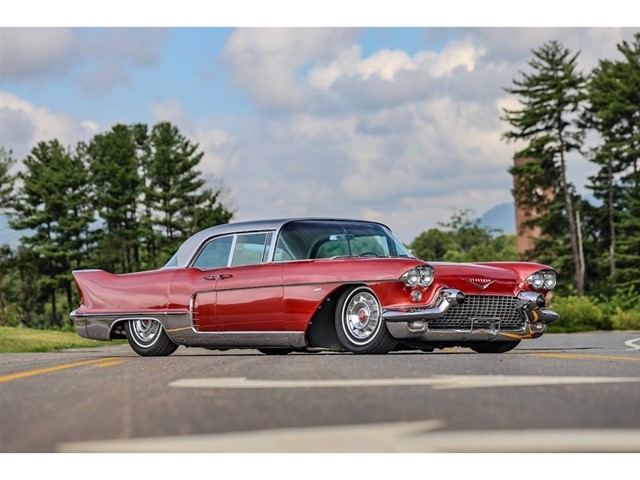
[335,286,398,354]
[467,340,520,354]
[124,319,179,357]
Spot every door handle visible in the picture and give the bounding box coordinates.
[203,273,233,281]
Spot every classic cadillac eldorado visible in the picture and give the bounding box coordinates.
[70,218,559,356]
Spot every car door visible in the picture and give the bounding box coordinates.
[190,234,234,332]
[191,231,284,333]
[215,262,283,331]
[215,232,284,332]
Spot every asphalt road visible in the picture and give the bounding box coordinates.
[1,331,639,453]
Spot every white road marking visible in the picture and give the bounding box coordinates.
[57,421,640,453]
[168,375,640,390]
[625,337,640,351]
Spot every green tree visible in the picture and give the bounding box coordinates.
[144,122,233,264]
[410,210,516,263]
[502,40,587,295]
[584,33,640,292]
[409,228,456,261]
[0,147,16,209]
[0,245,13,325]
[87,124,146,273]
[10,140,93,325]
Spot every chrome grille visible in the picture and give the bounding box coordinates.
[428,295,525,330]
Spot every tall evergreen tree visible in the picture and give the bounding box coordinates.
[87,124,145,273]
[0,146,15,210]
[584,33,640,292]
[10,140,94,325]
[0,245,13,326]
[145,122,233,264]
[502,40,587,295]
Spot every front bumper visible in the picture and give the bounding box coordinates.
[382,289,558,342]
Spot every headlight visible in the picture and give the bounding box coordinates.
[401,268,421,287]
[526,270,556,290]
[528,272,544,289]
[400,265,434,287]
[419,266,434,286]
[543,271,557,289]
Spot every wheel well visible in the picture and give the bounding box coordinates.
[305,283,365,350]
[109,320,128,339]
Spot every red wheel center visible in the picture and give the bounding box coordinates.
[358,308,368,322]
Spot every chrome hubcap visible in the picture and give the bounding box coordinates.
[130,319,161,347]
[344,291,381,345]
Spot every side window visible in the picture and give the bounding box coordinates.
[231,233,270,267]
[192,235,233,269]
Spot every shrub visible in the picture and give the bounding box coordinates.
[548,295,609,332]
[610,308,640,331]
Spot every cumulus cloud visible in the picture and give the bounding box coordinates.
[0,28,75,80]
[214,27,637,241]
[80,28,168,67]
[4,27,635,243]
[0,92,98,160]
[221,28,361,111]
[0,28,168,96]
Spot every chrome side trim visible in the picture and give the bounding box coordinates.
[171,331,307,348]
[70,310,306,348]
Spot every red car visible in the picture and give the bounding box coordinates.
[70,218,559,356]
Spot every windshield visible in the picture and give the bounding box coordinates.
[273,220,413,261]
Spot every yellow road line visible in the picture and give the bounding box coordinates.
[531,352,640,362]
[93,360,125,368]
[0,358,123,383]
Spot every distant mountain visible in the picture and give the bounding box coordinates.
[0,214,23,247]
[481,203,515,235]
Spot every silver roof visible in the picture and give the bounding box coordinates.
[172,217,390,268]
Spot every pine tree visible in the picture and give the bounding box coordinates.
[10,140,94,325]
[145,122,233,264]
[584,33,640,292]
[502,40,587,295]
[0,146,15,210]
[87,124,145,273]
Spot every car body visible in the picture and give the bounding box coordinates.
[70,218,559,356]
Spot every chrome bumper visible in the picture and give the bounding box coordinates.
[382,289,559,342]
[382,289,466,322]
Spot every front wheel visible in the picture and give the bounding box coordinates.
[335,286,398,354]
[467,340,520,354]
[124,319,179,357]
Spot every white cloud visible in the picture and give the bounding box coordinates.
[222,28,361,111]
[211,27,640,242]
[0,28,75,80]
[5,27,637,244]
[0,28,168,97]
[0,92,98,159]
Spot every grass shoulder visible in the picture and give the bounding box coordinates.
[0,326,125,354]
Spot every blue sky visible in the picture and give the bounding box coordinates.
[1,6,637,243]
